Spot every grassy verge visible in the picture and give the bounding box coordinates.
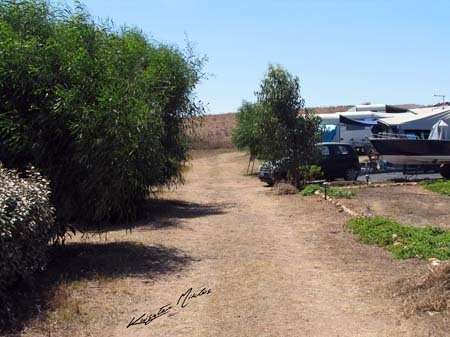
[420,179,450,196]
[347,216,450,259]
[300,184,355,198]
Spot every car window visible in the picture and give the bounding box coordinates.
[320,145,330,156]
[337,145,349,155]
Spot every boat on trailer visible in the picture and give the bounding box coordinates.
[369,133,450,178]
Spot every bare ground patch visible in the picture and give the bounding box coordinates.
[340,184,450,229]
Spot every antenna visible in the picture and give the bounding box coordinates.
[434,94,446,109]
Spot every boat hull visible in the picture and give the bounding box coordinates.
[369,139,450,165]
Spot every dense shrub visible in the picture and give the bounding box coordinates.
[0,0,205,228]
[0,165,55,310]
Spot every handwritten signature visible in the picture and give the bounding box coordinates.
[127,286,212,328]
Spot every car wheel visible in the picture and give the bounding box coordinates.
[440,164,450,179]
[344,168,358,181]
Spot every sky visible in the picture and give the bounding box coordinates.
[77,0,450,114]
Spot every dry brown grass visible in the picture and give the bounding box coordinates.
[272,182,298,195]
[396,262,450,314]
[310,105,353,114]
[47,281,82,322]
[2,233,194,335]
[189,113,236,149]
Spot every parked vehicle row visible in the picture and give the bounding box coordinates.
[258,142,361,186]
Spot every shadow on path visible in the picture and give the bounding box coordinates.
[2,241,192,334]
[105,199,227,231]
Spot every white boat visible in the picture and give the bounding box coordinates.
[370,113,450,178]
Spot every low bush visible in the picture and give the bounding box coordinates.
[0,165,55,325]
[299,164,323,183]
[300,184,355,198]
[421,180,450,196]
[347,216,450,259]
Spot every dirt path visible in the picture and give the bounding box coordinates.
[22,151,446,337]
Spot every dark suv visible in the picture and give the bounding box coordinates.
[258,143,361,185]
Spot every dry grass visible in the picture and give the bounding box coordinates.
[47,281,83,322]
[272,182,298,195]
[396,262,450,314]
[189,113,236,149]
[3,229,194,334]
[310,105,353,114]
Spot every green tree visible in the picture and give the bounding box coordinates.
[0,0,205,230]
[232,101,263,158]
[256,65,322,187]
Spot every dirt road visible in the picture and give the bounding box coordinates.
[23,151,446,337]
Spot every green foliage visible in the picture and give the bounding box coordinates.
[232,101,264,157]
[255,65,322,187]
[0,0,205,228]
[420,180,450,196]
[300,184,355,198]
[300,184,323,196]
[0,165,55,322]
[347,216,450,260]
[232,65,322,181]
[299,164,322,184]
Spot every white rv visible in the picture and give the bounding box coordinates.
[318,104,414,152]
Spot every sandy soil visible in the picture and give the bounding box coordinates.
[20,151,448,337]
[341,185,450,229]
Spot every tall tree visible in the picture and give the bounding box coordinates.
[256,65,322,187]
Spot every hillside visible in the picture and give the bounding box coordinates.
[189,113,236,149]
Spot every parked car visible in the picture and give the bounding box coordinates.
[258,142,361,186]
[258,160,289,186]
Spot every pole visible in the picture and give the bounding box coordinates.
[434,94,446,109]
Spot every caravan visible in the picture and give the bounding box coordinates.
[376,106,450,139]
[318,104,413,153]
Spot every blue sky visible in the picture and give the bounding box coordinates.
[78,0,450,114]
